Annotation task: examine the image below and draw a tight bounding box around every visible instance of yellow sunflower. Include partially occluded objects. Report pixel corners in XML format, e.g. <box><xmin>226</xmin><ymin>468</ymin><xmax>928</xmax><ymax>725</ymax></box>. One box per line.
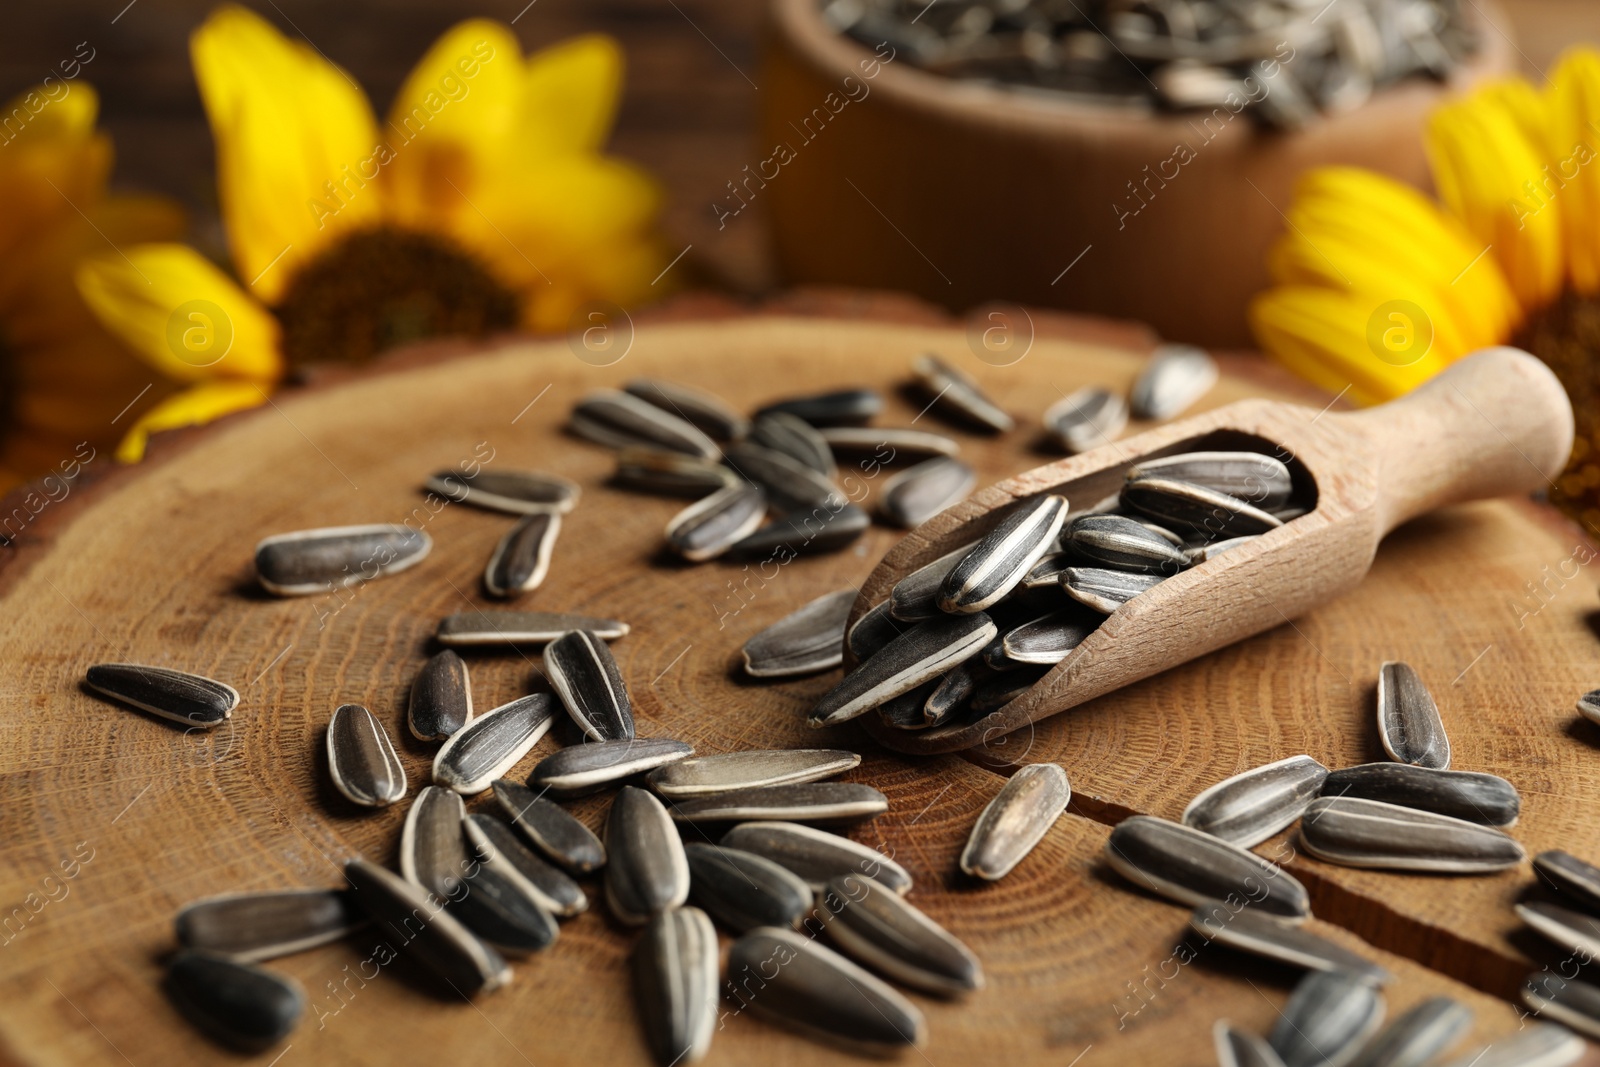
<box><xmin>78</xmin><ymin>4</ymin><xmax>668</xmax><ymax>463</ymax></box>
<box><xmin>1250</xmin><ymin>49</ymin><xmax>1600</xmax><ymax>528</ymax></box>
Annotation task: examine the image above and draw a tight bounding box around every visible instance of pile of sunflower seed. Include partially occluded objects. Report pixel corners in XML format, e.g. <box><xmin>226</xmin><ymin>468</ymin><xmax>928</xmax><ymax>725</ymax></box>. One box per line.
<box><xmin>1513</xmin><ymin>848</ymin><xmax>1600</xmax><ymax>1044</ymax></box>
<box><xmin>822</xmin><ymin>0</ymin><xmax>1477</xmax><ymax>128</ymax></box>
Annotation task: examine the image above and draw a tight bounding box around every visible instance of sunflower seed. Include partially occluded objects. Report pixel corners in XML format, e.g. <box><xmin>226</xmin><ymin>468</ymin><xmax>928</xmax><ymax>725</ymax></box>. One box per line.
<box><xmin>648</xmin><ymin>750</ymin><xmax>862</xmax><ymax>799</ymax></box>
<box><xmin>940</xmin><ymin>495</ymin><xmax>1068</xmax><ymax>613</ymax></box>
<box><xmin>998</xmin><ymin>611</ymin><xmax>1095</xmax><ymax>665</ymax></box>
<box><xmin>730</xmin><ymin>503</ymin><xmax>870</xmax><ymax>558</ymax></box>
<box><xmin>84</xmin><ymin>663</ymin><xmax>238</xmax><ymax>728</ymax></box>
<box><xmin>1182</xmin><ymin>755</ymin><xmax>1329</xmax><ymax>848</ymax></box>
<box><xmin>1021</xmin><ymin>550</ymin><xmax>1074</xmax><ymax>589</ymax></box>
<box><xmin>669</xmin><ymin>783</ymin><xmax>888</xmax><ymax>824</ymax></box>
<box><xmin>175</xmin><ymin>889</ymin><xmax>364</xmax><ymax>963</ymax></box>
<box><xmin>1353</xmin><ymin>996</ymin><xmax>1473</xmax><ymax>1067</ymax></box>
<box><xmin>1214</xmin><ymin>1021</ymin><xmax>1288</xmax><ymax>1067</ymax></box>
<box><xmin>1066</xmin><ymin>513</ymin><xmax>1190</xmax><ymax>574</ymax></box>
<box><xmin>606</xmin><ymin>786</ymin><xmax>689</xmax><ymax>924</ymax></box>
<box><xmin>1186</xmin><ymin>536</ymin><xmax>1259</xmax><ymax>565</ymax></box>
<box><xmin>1189</xmin><ymin>906</ymin><xmax>1390</xmax><ymax>986</ymax></box>
<box><xmin>1130</xmin><ymin>517</ymin><xmax>1186</xmax><ymax>546</ymax></box>
<box><xmin>432</xmin><ymin>694</ymin><xmax>555</xmax><ymax>794</ymax></box>
<box><xmin>1321</xmin><ymin>763</ymin><xmax>1517</xmax><ymax>826</ymax></box>
<box><xmin>407</xmin><ymin>650</ymin><xmax>472</xmax><ymax>741</ymax></box>
<box><xmin>685</xmin><ymin>842</ymin><xmax>813</xmax><ymax>932</ymax></box>
<box><xmin>742</xmin><ymin>589</ymin><xmax>856</xmax><ymax>678</ymax></box>
<box><xmin>463</xmin><ymin>813</ymin><xmax>587</xmax><ymax>917</ymax></box>
<box><xmin>448</xmin><ymin>862</ymin><xmax>559</xmax><ymax>955</ymax></box>
<box><xmin>822</xmin><ymin>426</ymin><xmax>962</xmax><ymax>460</ymax></box>
<box><xmin>847</xmin><ymin>600</ymin><xmax>909</xmax><ymax>660</ymax></box>
<box><xmin>1534</xmin><ymin>850</ymin><xmax>1600</xmax><ymax>913</ymax></box>
<box><xmin>877</xmin><ymin>456</ymin><xmax>976</xmax><ymax>528</ymax></box>
<box><xmin>424</xmin><ymin>469</ymin><xmax>579</xmax><ymax>515</ymax></box>
<box><xmin>401</xmin><ymin>786</ymin><xmax>471</xmax><ymax>897</ymax></box>
<box><xmin>1299</xmin><ymin>797</ymin><xmax>1524</xmax><ymax>872</ymax></box>
<box><xmin>484</xmin><ymin>511</ymin><xmax>560</xmax><ymax>597</ymax></box>
<box><xmin>634</xmin><ymin>906</ymin><xmax>719</xmax><ymax>1065</ymax></box>
<box><xmin>545</xmin><ymin>630</ymin><xmax>633</xmax><ymax>741</ymax></box>
<box><xmin>326</xmin><ymin>703</ymin><xmax>407</xmax><ymax>807</ymax></box>
<box><xmin>817</xmin><ymin>873</ymin><xmax>982</xmax><ymax>996</ymax></box>
<box><xmin>1377</xmin><ymin>662</ymin><xmax>1450</xmax><ymax>769</ymax></box>
<box><xmin>1044</xmin><ymin>386</ymin><xmax>1127</xmax><ymax>453</ymax></box>
<box><xmin>751</xmin><ymin>412</ymin><xmax>836</xmax><ymax>478</ymax></box>
<box><xmin>165</xmin><ymin>950</ymin><xmax>304</xmax><ymax>1052</ymax></box>
<box><xmin>571</xmin><ymin>389</ymin><xmax>720</xmax><ymax>460</ymax></box>
<box><xmin>343</xmin><ymin>859</ymin><xmax>510</xmax><ymax>995</ymax></box>
<box><xmin>1130</xmin><ymin>344</ymin><xmax>1218</xmax><ymax>419</ymax></box>
<box><xmin>968</xmin><ymin>666</ymin><xmax>1050</xmax><ymax>715</ymax></box>
<box><xmin>877</xmin><ymin>679</ymin><xmax>940</xmax><ymax>730</ymax></box>
<box><xmin>1578</xmin><ymin>689</ymin><xmax>1600</xmax><ymax>724</ymax></box>
<box><xmin>722</xmin><ymin>822</ymin><xmax>911</xmax><ymax>893</ymax></box>
<box><xmin>1441</xmin><ymin>1023</ymin><xmax>1583</xmax><ymax>1067</ymax></box>
<box><xmin>960</xmin><ymin>763</ymin><xmax>1070</xmax><ymax>880</ymax></box>
<box><xmin>1522</xmin><ymin>975</ymin><xmax>1600</xmax><ymax>1041</ymax></box>
<box><xmin>1105</xmin><ymin>815</ymin><xmax>1311</xmax><ymax>922</ymax></box>
<box><xmin>1128</xmin><ymin>451</ymin><xmax>1293</xmax><ymax>511</ymax></box>
<box><xmin>624</xmin><ymin>378</ymin><xmax>749</xmax><ymax>442</ymax></box>
<box><xmin>612</xmin><ymin>447</ymin><xmax>735</xmax><ymax>497</ymax></box>
<box><xmin>1061</xmin><ymin>566</ymin><xmax>1165</xmax><ymax>613</ymax></box>
<box><xmin>722</xmin><ymin>442</ymin><xmax>844</xmax><ymax>513</ymax></box>
<box><xmin>810</xmin><ymin>613</ymin><xmax>996</xmax><ymax>727</ymax></box>
<box><xmin>1269</xmin><ymin>970</ymin><xmax>1385</xmax><ymax>1067</ymax></box>
<box><xmin>491</xmin><ymin>779</ymin><xmax>606</xmax><ymax>874</ymax></box>
<box><xmin>664</xmin><ymin>482</ymin><xmax>766</xmax><ymax>562</ymax></box>
<box><xmin>530</xmin><ymin>738</ymin><xmax>694</xmax><ymax>797</ymax></box>
<box><xmin>924</xmin><ymin>660</ymin><xmax>987</xmax><ymax>726</ymax></box>
<box><xmin>436</xmin><ymin>610</ymin><xmax>630</xmax><ymax>647</ymax></box>
<box><xmin>1122</xmin><ymin>475</ymin><xmax>1284</xmax><ymax>539</ymax></box>
<box><xmin>253</xmin><ymin>524</ymin><xmax>432</xmax><ymax>596</ymax></box>
<box><xmin>890</xmin><ymin>541</ymin><xmax>978</xmax><ymax>621</ymax></box>
<box><xmin>911</xmin><ymin>352</ymin><xmax>1013</xmax><ymax>433</ymax></box>
<box><xmin>754</xmin><ymin>388</ymin><xmax>882</xmax><ymax>427</ymax></box>
<box><xmin>1517</xmin><ymin>901</ymin><xmax>1600</xmax><ymax>961</ymax></box>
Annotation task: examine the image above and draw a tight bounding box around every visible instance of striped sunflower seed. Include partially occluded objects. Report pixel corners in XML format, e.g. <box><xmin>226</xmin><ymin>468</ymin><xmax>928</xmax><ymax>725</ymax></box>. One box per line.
<box><xmin>1188</xmin><ymin>906</ymin><xmax>1390</xmax><ymax>986</ymax></box>
<box><xmin>1066</xmin><ymin>513</ymin><xmax>1190</xmax><ymax>574</ymax></box>
<box><xmin>570</xmin><ymin>389</ymin><xmax>720</xmax><ymax>460</ymax></box>
<box><xmin>924</xmin><ymin>660</ymin><xmax>988</xmax><ymax>726</ymax></box>
<box><xmin>432</xmin><ymin>694</ymin><xmax>555</xmax><ymax>795</ymax></box>
<box><xmin>1440</xmin><ymin>1023</ymin><xmax>1583</xmax><ymax>1067</ymax></box>
<box><xmin>1127</xmin><ymin>451</ymin><xmax>1293</xmax><ymax>511</ymax></box>
<box><xmin>822</xmin><ymin>426</ymin><xmax>961</xmax><ymax>461</ymax></box>
<box><xmin>1061</xmin><ymin>566</ymin><xmax>1164</xmax><ymax>613</ymax></box>
<box><xmin>624</xmin><ymin>378</ymin><xmax>749</xmax><ymax>442</ymax></box>
<box><xmin>326</xmin><ymin>703</ymin><xmax>407</xmax><ymax>808</ymax></box>
<box><xmin>648</xmin><ymin>750</ymin><xmax>862</xmax><ymax>799</ymax></box>
<box><xmin>877</xmin><ymin>679</ymin><xmax>940</xmax><ymax>731</ymax></box>
<box><xmin>846</xmin><ymin>600</ymin><xmax>909</xmax><ymax>660</ymax></box>
<box><xmin>730</xmin><ymin>504</ymin><xmax>870</xmax><ymax>559</ymax></box>
<box><xmin>960</xmin><ymin>763</ymin><xmax>1070</xmax><ymax>880</ymax></box>
<box><xmin>1298</xmin><ymin>797</ymin><xmax>1525</xmax><ymax>872</ymax></box>
<box><xmin>1321</xmin><ymin>763</ymin><xmax>1517</xmax><ymax>826</ymax></box>
<box><xmin>1001</xmin><ymin>610</ymin><xmax>1097</xmax><ymax>665</ymax></box>
<box><xmin>939</xmin><ymin>494</ymin><xmax>1068</xmax><ymax>613</ymax></box>
<box><xmin>725</xmin><ymin>927</ymin><xmax>926</xmax><ymax>1050</ymax></box>
<box><xmin>1129</xmin><ymin>343</ymin><xmax>1218</xmax><ymax>420</ymax></box>
<box><xmin>484</xmin><ymin>511</ymin><xmax>560</xmax><ymax>597</ymax></box>
<box><xmin>165</xmin><ymin>950</ymin><xmax>304</xmax><ymax>1052</ymax></box>
<box><xmin>605</xmin><ymin>786</ymin><xmax>689</xmax><ymax>924</ymax></box>
<box><xmin>669</xmin><ymin>783</ymin><xmax>888</xmax><ymax>824</ymax></box>
<box><xmin>84</xmin><ymin>663</ymin><xmax>237</xmax><ymax>728</ymax></box>
<box><xmin>401</xmin><ymin>786</ymin><xmax>471</xmax><ymax>897</ymax></box>
<box><xmin>175</xmin><ymin>889</ymin><xmax>364</xmax><ymax>963</ymax></box>
<box><xmin>1578</xmin><ymin>689</ymin><xmax>1600</xmax><ymax>724</ymax></box>
<box><xmin>1105</xmin><ymin>815</ymin><xmax>1311</xmax><ymax>922</ymax></box>
<box><xmin>545</xmin><ymin>630</ymin><xmax>633</xmax><ymax>741</ymax></box>
<box><xmin>1355</xmin><ymin>996</ymin><xmax>1473</xmax><ymax>1067</ymax></box>
<box><xmin>817</xmin><ymin>873</ymin><xmax>983</xmax><ymax>996</ymax></box>
<box><xmin>1269</xmin><ymin>970</ymin><xmax>1385</xmax><ymax>1067</ymax></box>
<box><xmin>809</xmin><ymin>612</ymin><xmax>996</xmax><ymax>727</ymax></box>
<box><xmin>463</xmin><ymin>813</ymin><xmax>587</xmax><ymax>917</ymax></box>
<box><xmin>741</xmin><ymin>588</ymin><xmax>856</xmax><ymax>678</ymax></box>
<box><xmin>408</xmin><ymin>649</ymin><xmax>472</xmax><ymax>741</ymax></box>
<box><xmin>754</xmin><ymin>388</ymin><xmax>881</xmax><ymax>428</ymax></box>
<box><xmin>1534</xmin><ymin>850</ymin><xmax>1600</xmax><ymax>913</ymax></box>
<box><xmin>1377</xmin><ymin>662</ymin><xmax>1450</xmax><ymax>769</ymax></box>
<box><xmin>611</xmin><ymin>447</ymin><xmax>735</xmax><ymax>497</ymax></box>
<box><xmin>722</xmin><ymin>441</ymin><xmax>844</xmax><ymax>513</ymax></box>
<box><xmin>253</xmin><ymin>524</ymin><xmax>431</xmax><ymax>596</ymax></box>
<box><xmin>1182</xmin><ymin>755</ymin><xmax>1329</xmax><ymax>848</ymax></box>
<box><xmin>530</xmin><ymin>738</ymin><xmax>694</xmax><ymax>797</ymax></box>
<box><xmin>1022</xmin><ymin>549</ymin><xmax>1074</xmax><ymax>589</ymax></box>
<box><xmin>1044</xmin><ymin>386</ymin><xmax>1127</xmax><ymax>453</ymax></box>
<box><xmin>343</xmin><ymin>859</ymin><xmax>510</xmax><ymax>995</ymax></box>
<box><xmin>665</xmin><ymin>482</ymin><xmax>766</xmax><ymax>562</ymax></box>
<box><xmin>1521</xmin><ymin>976</ymin><xmax>1600</xmax><ymax>1042</ymax></box>
<box><xmin>436</xmin><ymin>610</ymin><xmax>629</xmax><ymax>647</ymax></box>
<box><xmin>911</xmin><ymin>352</ymin><xmax>1012</xmax><ymax>433</ymax></box>
<box><xmin>1516</xmin><ymin>901</ymin><xmax>1600</xmax><ymax>961</ymax></box>
<box><xmin>1122</xmin><ymin>475</ymin><xmax>1283</xmax><ymax>538</ymax></box>
<box><xmin>877</xmin><ymin>456</ymin><xmax>976</xmax><ymax>529</ymax></box>
<box><xmin>751</xmin><ymin>412</ymin><xmax>837</xmax><ymax>478</ymax></box>
<box><xmin>889</xmin><ymin>541</ymin><xmax>978</xmax><ymax>621</ymax></box>
<box><xmin>1130</xmin><ymin>517</ymin><xmax>1186</xmax><ymax>546</ymax></box>
<box><xmin>634</xmin><ymin>906</ymin><xmax>719</xmax><ymax>1066</ymax></box>
<box><xmin>968</xmin><ymin>666</ymin><xmax>1050</xmax><ymax>716</ymax></box>
<box><xmin>491</xmin><ymin>779</ymin><xmax>606</xmax><ymax>874</ymax></box>
<box><xmin>424</xmin><ymin>469</ymin><xmax>579</xmax><ymax>515</ymax></box>
<box><xmin>448</xmin><ymin>862</ymin><xmax>559</xmax><ymax>955</ymax></box>
<box><xmin>684</xmin><ymin>842</ymin><xmax>813</xmax><ymax>932</ymax></box>
<box><xmin>1214</xmin><ymin>1021</ymin><xmax>1288</xmax><ymax>1067</ymax></box>
<box><xmin>721</xmin><ymin>821</ymin><xmax>911</xmax><ymax>893</ymax></box>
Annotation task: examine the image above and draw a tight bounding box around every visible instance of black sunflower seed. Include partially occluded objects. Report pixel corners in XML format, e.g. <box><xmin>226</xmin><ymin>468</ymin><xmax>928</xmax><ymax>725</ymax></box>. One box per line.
<box><xmin>326</xmin><ymin>703</ymin><xmax>407</xmax><ymax>808</ymax></box>
<box><xmin>165</xmin><ymin>949</ymin><xmax>304</xmax><ymax>1052</ymax></box>
<box><xmin>729</xmin><ymin>504</ymin><xmax>869</xmax><ymax>559</ymax></box>
<box><xmin>1182</xmin><ymin>755</ymin><xmax>1328</xmax><ymax>848</ymax></box>
<box><xmin>1377</xmin><ymin>661</ymin><xmax>1450</xmax><ymax>769</ymax></box>
<box><xmin>253</xmin><ymin>524</ymin><xmax>431</xmax><ymax>596</ymax></box>
<box><xmin>84</xmin><ymin>663</ymin><xmax>238</xmax><ymax>728</ymax></box>
<box><xmin>633</xmin><ymin>906</ymin><xmax>719</xmax><ymax>1066</ymax></box>
<box><xmin>939</xmin><ymin>495</ymin><xmax>1068</xmax><ymax>613</ymax></box>
<box><xmin>1298</xmin><ymin>797</ymin><xmax>1525</xmax><ymax>872</ymax></box>
<box><xmin>647</xmin><ymin>750</ymin><xmax>862</xmax><ymax>799</ymax></box>
<box><xmin>1066</xmin><ymin>513</ymin><xmax>1190</xmax><ymax>574</ymax></box>
<box><xmin>1129</xmin><ymin>343</ymin><xmax>1217</xmax><ymax>420</ymax></box>
<box><xmin>754</xmin><ymin>388</ymin><xmax>881</xmax><ymax>427</ymax></box>
<box><xmin>463</xmin><ymin>813</ymin><xmax>587</xmax><ymax>917</ymax></box>
<box><xmin>684</xmin><ymin>842</ymin><xmax>813</xmax><ymax>933</ymax></box>
<box><xmin>408</xmin><ymin>649</ymin><xmax>473</xmax><ymax>741</ymax></box>
<box><xmin>741</xmin><ymin>588</ymin><xmax>856</xmax><ymax>678</ymax></box>
<box><xmin>846</xmin><ymin>600</ymin><xmax>910</xmax><ymax>659</ymax></box>
<box><xmin>1517</xmin><ymin>901</ymin><xmax>1600</xmax><ymax>961</ymax></box>
<box><xmin>529</xmin><ymin>738</ymin><xmax>694</xmax><ymax>797</ymax></box>
<box><xmin>1520</xmin><ymin>974</ymin><xmax>1600</xmax><ymax>1043</ymax></box>
<box><xmin>877</xmin><ymin>456</ymin><xmax>976</xmax><ymax>528</ymax></box>
<box><xmin>1578</xmin><ymin>689</ymin><xmax>1600</xmax><ymax>725</ymax></box>
<box><xmin>960</xmin><ymin>763</ymin><xmax>1070</xmax><ymax>880</ymax></box>
<box><xmin>624</xmin><ymin>378</ymin><xmax>749</xmax><ymax>442</ymax></box>
<box><xmin>545</xmin><ymin>630</ymin><xmax>633</xmax><ymax>741</ymax></box>
<box><xmin>1353</xmin><ymin>996</ymin><xmax>1472</xmax><ymax>1067</ymax></box>
<box><xmin>1122</xmin><ymin>474</ymin><xmax>1282</xmax><ymax>538</ymax></box>
<box><xmin>1105</xmin><ymin>815</ymin><xmax>1310</xmax><ymax>922</ymax></box>
<box><xmin>910</xmin><ymin>352</ymin><xmax>1012</xmax><ymax>433</ymax></box>
<box><xmin>722</xmin><ymin>441</ymin><xmax>844</xmax><ymax>513</ymax></box>
<box><xmin>1126</xmin><ymin>450</ymin><xmax>1292</xmax><ymax>511</ymax></box>
<box><xmin>816</xmin><ymin>873</ymin><xmax>983</xmax><ymax>996</ymax></box>
<box><xmin>1440</xmin><ymin>1021</ymin><xmax>1582</xmax><ymax>1067</ymax></box>
<box><xmin>175</xmin><ymin>889</ymin><xmax>364</xmax><ymax>963</ymax></box>
<box><xmin>877</xmin><ymin>679</ymin><xmax>940</xmax><ymax>731</ymax></box>
<box><xmin>821</xmin><ymin>426</ymin><xmax>961</xmax><ymax>462</ymax></box>
<box><xmin>448</xmin><ymin>862</ymin><xmax>559</xmax><ymax>956</ymax></box>
<box><xmin>435</xmin><ymin>610</ymin><xmax>629</xmax><ymax>647</ymax></box>
<box><xmin>1213</xmin><ymin>1021</ymin><xmax>1287</xmax><ymax>1067</ymax></box>
<box><xmin>401</xmin><ymin>786</ymin><xmax>471</xmax><ymax>898</ymax></box>
<box><xmin>720</xmin><ymin>821</ymin><xmax>911</xmax><ymax>893</ymax></box>
<box><xmin>1188</xmin><ymin>906</ymin><xmax>1390</xmax><ymax>986</ymax></box>
<box><xmin>1534</xmin><ymin>850</ymin><xmax>1600</xmax><ymax>912</ymax></box>
<box><xmin>1000</xmin><ymin>610</ymin><xmax>1097</xmax><ymax>665</ymax></box>
<box><xmin>809</xmin><ymin>613</ymin><xmax>996</xmax><ymax>727</ymax></box>
<box><xmin>1321</xmin><ymin>763</ymin><xmax>1517</xmax><ymax>826</ymax></box>
<box><xmin>570</xmin><ymin>389</ymin><xmax>720</xmax><ymax>459</ymax></box>
<box><xmin>1061</xmin><ymin>566</ymin><xmax>1164</xmax><ymax>613</ymax></box>
<box><xmin>611</xmin><ymin>447</ymin><xmax>735</xmax><ymax>498</ymax></box>
<box><xmin>424</xmin><ymin>469</ymin><xmax>579</xmax><ymax>515</ymax></box>
<box><xmin>751</xmin><ymin>412</ymin><xmax>837</xmax><ymax>478</ymax></box>
<box><xmin>1043</xmin><ymin>387</ymin><xmax>1127</xmax><ymax>453</ymax></box>
<box><xmin>1268</xmin><ymin>970</ymin><xmax>1385</xmax><ymax>1067</ymax></box>
<box><xmin>343</xmin><ymin>859</ymin><xmax>509</xmax><ymax>995</ymax></box>
<box><xmin>665</xmin><ymin>482</ymin><xmax>767</xmax><ymax>562</ymax></box>
<box><xmin>605</xmin><ymin>786</ymin><xmax>689</xmax><ymax>924</ymax></box>
<box><xmin>484</xmin><ymin>511</ymin><xmax>560</xmax><ymax>597</ymax></box>
<box><xmin>889</xmin><ymin>541</ymin><xmax>977</xmax><ymax>621</ymax></box>
<box><xmin>924</xmin><ymin>660</ymin><xmax>988</xmax><ymax>727</ymax></box>
<box><xmin>432</xmin><ymin>694</ymin><xmax>556</xmax><ymax>795</ymax></box>
<box><xmin>668</xmin><ymin>783</ymin><xmax>888</xmax><ymax>824</ymax></box>
<box><xmin>491</xmin><ymin>779</ymin><xmax>606</xmax><ymax>874</ymax></box>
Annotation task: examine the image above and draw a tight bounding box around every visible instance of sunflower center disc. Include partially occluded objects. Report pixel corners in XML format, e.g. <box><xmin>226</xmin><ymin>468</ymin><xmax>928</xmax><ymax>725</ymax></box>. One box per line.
<box><xmin>1516</xmin><ymin>292</ymin><xmax>1600</xmax><ymax>532</ymax></box>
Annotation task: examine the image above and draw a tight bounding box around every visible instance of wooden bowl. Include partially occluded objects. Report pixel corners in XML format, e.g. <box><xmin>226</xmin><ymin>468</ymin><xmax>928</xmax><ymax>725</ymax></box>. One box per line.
<box><xmin>759</xmin><ymin>0</ymin><xmax>1514</xmax><ymax>348</ymax></box>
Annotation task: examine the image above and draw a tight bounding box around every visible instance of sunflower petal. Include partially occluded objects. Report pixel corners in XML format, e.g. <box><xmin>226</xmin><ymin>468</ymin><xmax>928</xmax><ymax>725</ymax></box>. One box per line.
<box><xmin>1546</xmin><ymin>47</ymin><xmax>1600</xmax><ymax>295</ymax></box>
<box><xmin>518</xmin><ymin>35</ymin><xmax>623</xmax><ymax>156</ymax></box>
<box><xmin>114</xmin><ymin>380</ymin><xmax>268</xmax><ymax>463</ymax></box>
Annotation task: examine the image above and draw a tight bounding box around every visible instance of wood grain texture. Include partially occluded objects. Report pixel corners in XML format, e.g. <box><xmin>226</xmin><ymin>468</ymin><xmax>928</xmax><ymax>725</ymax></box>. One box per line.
<box><xmin>0</xmin><ymin>312</ymin><xmax>1589</xmax><ymax>1064</ymax></box>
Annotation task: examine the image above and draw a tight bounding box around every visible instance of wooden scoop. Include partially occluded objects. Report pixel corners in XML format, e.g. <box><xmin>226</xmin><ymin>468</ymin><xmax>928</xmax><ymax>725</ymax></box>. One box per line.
<box><xmin>852</xmin><ymin>347</ymin><xmax>1574</xmax><ymax>756</ymax></box>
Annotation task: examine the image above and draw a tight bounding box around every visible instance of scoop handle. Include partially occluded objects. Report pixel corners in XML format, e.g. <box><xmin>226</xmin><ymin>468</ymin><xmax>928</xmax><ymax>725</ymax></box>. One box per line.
<box><xmin>1332</xmin><ymin>347</ymin><xmax>1574</xmax><ymax>535</ymax></box>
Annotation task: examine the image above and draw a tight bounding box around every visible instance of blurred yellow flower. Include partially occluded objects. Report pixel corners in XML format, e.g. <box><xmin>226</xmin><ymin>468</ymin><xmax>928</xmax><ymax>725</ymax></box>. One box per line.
<box><xmin>79</xmin><ymin>5</ymin><xmax>668</xmax><ymax>462</ymax></box>
<box><xmin>1250</xmin><ymin>49</ymin><xmax>1600</xmax><ymax>525</ymax></box>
